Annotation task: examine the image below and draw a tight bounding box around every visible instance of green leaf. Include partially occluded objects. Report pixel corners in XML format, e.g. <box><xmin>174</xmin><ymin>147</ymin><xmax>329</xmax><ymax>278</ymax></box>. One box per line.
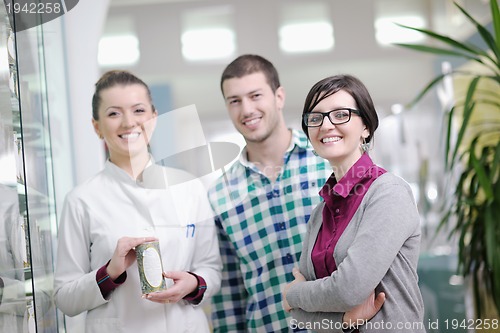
<box><xmin>450</xmin><ymin>77</ymin><xmax>480</xmax><ymax>164</ymax></box>
<box><xmin>436</xmin><ymin>209</ymin><xmax>452</xmax><ymax>235</ymax></box>
<box><xmin>395</xmin><ymin>24</ymin><xmax>486</xmax><ymax>56</ymax></box>
<box><xmin>394</xmin><ymin>42</ymin><xmax>486</xmax><ymax>65</ymax></box>
<box><xmin>473</xmin><ymin>274</ymin><xmax>483</xmax><ymax>317</ymax></box>
<box><xmin>470</xmin><ymin>147</ymin><xmax>494</xmax><ymax>199</ymax></box>
<box><xmin>485</xmin><ymin>197</ymin><xmax>500</xmax><ymax>311</ymax></box>
<box><xmin>455</xmin><ymin>1</ymin><xmax>500</xmax><ymax>63</ymax></box>
<box><xmin>492</xmin><ymin>0</ymin><xmax>500</xmax><ymax>54</ymax></box>
<box><xmin>492</xmin><ymin>141</ymin><xmax>500</xmax><ymax>183</ymax></box>
<box><xmin>493</xmin><ymin>259</ymin><xmax>500</xmax><ymax>314</ymax></box>
<box><xmin>405</xmin><ymin>72</ymin><xmax>449</xmax><ymax>108</ymax></box>
<box><xmin>444</xmin><ymin>107</ymin><xmax>455</xmax><ymax>169</ymax></box>
<box><xmin>484</xmin><ymin>206</ymin><xmax>495</xmax><ymax>268</ymax></box>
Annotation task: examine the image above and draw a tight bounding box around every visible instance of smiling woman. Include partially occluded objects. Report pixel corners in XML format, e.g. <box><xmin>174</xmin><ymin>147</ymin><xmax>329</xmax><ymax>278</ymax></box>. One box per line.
<box><xmin>53</xmin><ymin>70</ymin><xmax>222</xmax><ymax>333</ymax></box>
<box><xmin>91</xmin><ymin>72</ymin><xmax>157</xmax><ymax>178</ymax></box>
<box><xmin>283</xmin><ymin>74</ymin><xmax>425</xmax><ymax>332</ymax></box>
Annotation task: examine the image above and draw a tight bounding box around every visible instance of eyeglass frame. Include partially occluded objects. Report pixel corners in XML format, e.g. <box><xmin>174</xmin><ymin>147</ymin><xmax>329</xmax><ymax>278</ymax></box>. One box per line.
<box><xmin>303</xmin><ymin>107</ymin><xmax>361</xmax><ymax>127</ymax></box>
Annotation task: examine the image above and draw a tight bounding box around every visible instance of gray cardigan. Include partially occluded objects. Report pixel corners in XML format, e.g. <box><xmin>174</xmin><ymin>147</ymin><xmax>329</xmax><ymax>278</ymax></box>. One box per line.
<box><xmin>286</xmin><ymin>173</ymin><xmax>425</xmax><ymax>333</ymax></box>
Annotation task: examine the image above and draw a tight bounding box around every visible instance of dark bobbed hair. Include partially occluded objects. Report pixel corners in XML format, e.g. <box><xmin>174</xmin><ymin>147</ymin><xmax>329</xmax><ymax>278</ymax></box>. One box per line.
<box><xmin>301</xmin><ymin>74</ymin><xmax>378</xmax><ymax>143</ymax></box>
<box><xmin>220</xmin><ymin>54</ymin><xmax>281</xmax><ymax>95</ymax></box>
<box><xmin>92</xmin><ymin>70</ymin><xmax>155</xmax><ymax>120</ymax></box>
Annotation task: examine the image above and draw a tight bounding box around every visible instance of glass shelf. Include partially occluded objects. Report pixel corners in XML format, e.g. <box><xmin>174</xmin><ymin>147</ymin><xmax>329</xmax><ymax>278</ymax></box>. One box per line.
<box><xmin>0</xmin><ymin>3</ymin><xmax>58</xmax><ymax>332</ymax></box>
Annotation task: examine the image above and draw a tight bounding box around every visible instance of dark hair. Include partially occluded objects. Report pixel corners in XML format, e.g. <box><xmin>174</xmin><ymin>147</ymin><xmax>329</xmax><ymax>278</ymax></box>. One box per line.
<box><xmin>220</xmin><ymin>54</ymin><xmax>281</xmax><ymax>95</ymax></box>
<box><xmin>301</xmin><ymin>74</ymin><xmax>379</xmax><ymax>143</ymax></box>
<box><xmin>92</xmin><ymin>70</ymin><xmax>155</xmax><ymax>120</ymax></box>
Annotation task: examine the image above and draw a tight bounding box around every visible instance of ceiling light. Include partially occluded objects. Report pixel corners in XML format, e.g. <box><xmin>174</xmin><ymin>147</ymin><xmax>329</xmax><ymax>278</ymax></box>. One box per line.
<box><xmin>375</xmin><ymin>16</ymin><xmax>426</xmax><ymax>46</ymax></box>
<box><xmin>181</xmin><ymin>28</ymin><xmax>235</xmax><ymax>61</ymax></box>
<box><xmin>98</xmin><ymin>35</ymin><xmax>140</xmax><ymax>67</ymax></box>
<box><xmin>279</xmin><ymin>22</ymin><xmax>333</xmax><ymax>53</ymax></box>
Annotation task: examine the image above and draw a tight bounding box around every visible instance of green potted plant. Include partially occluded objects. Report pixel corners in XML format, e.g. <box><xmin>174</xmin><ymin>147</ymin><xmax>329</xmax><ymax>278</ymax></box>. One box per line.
<box><xmin>394</xmin><ymin>0</ymin><xmax>500</xmax><ymax>320</ymax></box>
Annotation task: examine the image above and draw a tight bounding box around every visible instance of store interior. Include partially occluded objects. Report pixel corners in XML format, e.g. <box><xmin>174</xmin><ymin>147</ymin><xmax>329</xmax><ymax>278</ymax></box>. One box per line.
<box><xmin>0</xmin><ymin>0</ymin><xmax>495</xmax><ymax>332</ymax></box>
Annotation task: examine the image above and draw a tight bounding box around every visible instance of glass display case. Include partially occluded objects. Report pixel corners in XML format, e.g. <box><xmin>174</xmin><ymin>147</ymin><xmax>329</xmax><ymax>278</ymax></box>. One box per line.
<box><xmin>0</xmin><ymin>3</ymin><xmax>59</xmax><ymax>332</ymax></box>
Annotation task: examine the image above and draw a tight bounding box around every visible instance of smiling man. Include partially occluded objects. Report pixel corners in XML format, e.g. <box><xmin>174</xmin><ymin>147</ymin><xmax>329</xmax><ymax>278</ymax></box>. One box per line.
<box><xmin>208</xmin><ymin>54</ymin><xmax>332</xmax><ymax>332</ymax></box>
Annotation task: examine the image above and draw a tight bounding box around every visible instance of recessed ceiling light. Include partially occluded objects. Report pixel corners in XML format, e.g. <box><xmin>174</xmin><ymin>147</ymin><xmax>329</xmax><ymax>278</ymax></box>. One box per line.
<box><xmin>98</xmin><ymin>35</ymin><xmax>140</xmax><ymax>66</ymax></box>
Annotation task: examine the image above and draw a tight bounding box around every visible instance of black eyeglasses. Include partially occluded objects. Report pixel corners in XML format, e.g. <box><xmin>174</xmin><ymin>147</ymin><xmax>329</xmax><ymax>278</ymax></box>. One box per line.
<box><xmin>303</xmin><ymin>108</ymin><xmax>360</xmax><ymax>127</ymax></box>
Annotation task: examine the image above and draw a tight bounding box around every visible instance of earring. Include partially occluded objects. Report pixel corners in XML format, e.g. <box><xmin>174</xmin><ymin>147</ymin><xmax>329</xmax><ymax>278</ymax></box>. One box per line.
<box><xmin>360</xmin><ymin>138</ymin><xmax>371</xmax><ymax>153</ymax></box>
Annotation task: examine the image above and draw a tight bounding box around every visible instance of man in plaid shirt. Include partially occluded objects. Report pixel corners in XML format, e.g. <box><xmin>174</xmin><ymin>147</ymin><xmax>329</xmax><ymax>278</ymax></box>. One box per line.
<box><xmin>208</xmin><ymin>54</ymin><xmax>331</xmax><ymax>332</ymax></box>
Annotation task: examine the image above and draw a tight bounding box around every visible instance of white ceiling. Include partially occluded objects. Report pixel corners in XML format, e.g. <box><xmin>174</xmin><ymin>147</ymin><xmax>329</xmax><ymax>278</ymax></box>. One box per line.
<box><xmin>104</xmin><ymin>0</ymin><xmax>491</xmax><ymax>128</ymax></box>
<box><xmin>110</xmin><ymin>0</ymin><xmax>204</xmax><ymax>6</ymax></box>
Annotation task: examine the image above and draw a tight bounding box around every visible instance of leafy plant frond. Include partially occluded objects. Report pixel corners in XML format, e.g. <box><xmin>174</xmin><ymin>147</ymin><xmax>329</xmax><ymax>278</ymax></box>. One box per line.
<box><xmin>396</xmin><ymin>0</ymin><xmax>500</xmax><ymax>319</ymax></box>
<box><xmin>493</xmin><ymin>0</ymin><xmax>500</xmax><ymax>52</ymax></box>
<box><xmin>405</xmin><ymin>72</ymin><xmax>450</xmax><ymax>108</ymax></box>
<box><xmin>448</xmin><ymin>78</ymin><xmax>478</xmax><ymax>168</ymax></box>
<box><xmin>394</xmin><ymin>24</ymin><xmax>490</xmax><ymax>58</ymax></box>
<box><xmin>470</xmin><ymin>142</ymin><xmax>494</xmax><ymax>200</ymax></box>
<box><xmin>455</xmin><ymin>1</ymin><xmax>500</xmax><ymax>61</ymax></box>
<box><xmin>405</xmin><ymin>71</ymin><xmax>498</xmax><ymax>109</ymax></box>
<box><xmin>395</xmin><ymin>41</ymin><xmax>495</xmax><ymax>70</ymax></box>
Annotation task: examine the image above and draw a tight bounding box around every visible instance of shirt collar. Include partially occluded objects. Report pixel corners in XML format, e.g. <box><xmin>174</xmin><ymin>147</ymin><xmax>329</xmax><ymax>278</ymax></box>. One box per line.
<box><xmin>320</xmin><ymin>153</ymin><xmax>375</xmax><ymax>199</ymax></box>
<box><xmin>105</xmin><ymin>156</ymin><xmax>154</xmax><ymax>186</ymax></box>
<box><xmin>238</xmin><ymin>129</ymin><xmax>308</xmax><ymax>168</ymax></box>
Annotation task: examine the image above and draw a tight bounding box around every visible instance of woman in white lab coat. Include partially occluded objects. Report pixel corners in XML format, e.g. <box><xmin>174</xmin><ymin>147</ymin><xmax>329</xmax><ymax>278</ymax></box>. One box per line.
<box><xmin>54</xmin><ymin>70</ymin><xmax>221</xmax><ymax>333</ymax></box>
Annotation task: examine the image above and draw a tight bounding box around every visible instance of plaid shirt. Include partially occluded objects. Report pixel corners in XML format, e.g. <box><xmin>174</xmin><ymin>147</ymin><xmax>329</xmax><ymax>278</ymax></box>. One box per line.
<box><xmin>209</xmin><ymin>129</ymin><xmax>331</xmax><ymax>332</ymax></box>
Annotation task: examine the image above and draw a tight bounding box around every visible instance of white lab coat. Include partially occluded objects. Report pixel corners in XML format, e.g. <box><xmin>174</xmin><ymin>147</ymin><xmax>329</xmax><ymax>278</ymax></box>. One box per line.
<box><xmin>54</xmin><ymin>161</ymin><xmax>222</xmax><ymax>333</ymax></box>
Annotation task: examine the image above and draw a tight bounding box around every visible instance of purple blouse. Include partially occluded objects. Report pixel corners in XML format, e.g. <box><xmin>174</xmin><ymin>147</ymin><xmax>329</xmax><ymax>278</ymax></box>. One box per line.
<box><xmin>311</xmin><ymin>153</ymin><xmax>386</xmax><ymax>278</ymax></box>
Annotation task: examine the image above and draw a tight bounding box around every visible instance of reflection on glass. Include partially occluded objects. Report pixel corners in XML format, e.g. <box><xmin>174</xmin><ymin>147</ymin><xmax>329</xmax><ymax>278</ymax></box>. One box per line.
<box><xmin>0</xmin><ymin>8</ymin><xmax>27</xmax><ymax>330</ymax></box>
<box><xmin>0</xmin><ymin>183</ymin><xmax>26</xmax><ymax>331</ymax></box>
<box><xmin>1</xmin><ymin>2</ymin><xmax>58</xmax><ymax>331</ymax></box>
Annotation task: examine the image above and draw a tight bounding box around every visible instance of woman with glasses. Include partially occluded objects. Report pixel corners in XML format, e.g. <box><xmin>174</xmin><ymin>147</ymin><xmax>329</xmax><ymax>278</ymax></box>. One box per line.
<box><xmin>53</xmin><ymin>70</ymin><xmax>221</xmax><ymax>333</ymax></box>
<box><xmin>283</xmin><ymin>74</ymin><xmax>425</xmax><ymax>332</ymax></box>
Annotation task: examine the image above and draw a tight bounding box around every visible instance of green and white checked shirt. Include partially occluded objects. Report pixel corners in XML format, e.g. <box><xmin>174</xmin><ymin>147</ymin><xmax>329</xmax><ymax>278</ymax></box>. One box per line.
<box><xmin>209</xmin><ymin>129</ymin><xmax>331</xmax><ymax>332</ymax></box>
